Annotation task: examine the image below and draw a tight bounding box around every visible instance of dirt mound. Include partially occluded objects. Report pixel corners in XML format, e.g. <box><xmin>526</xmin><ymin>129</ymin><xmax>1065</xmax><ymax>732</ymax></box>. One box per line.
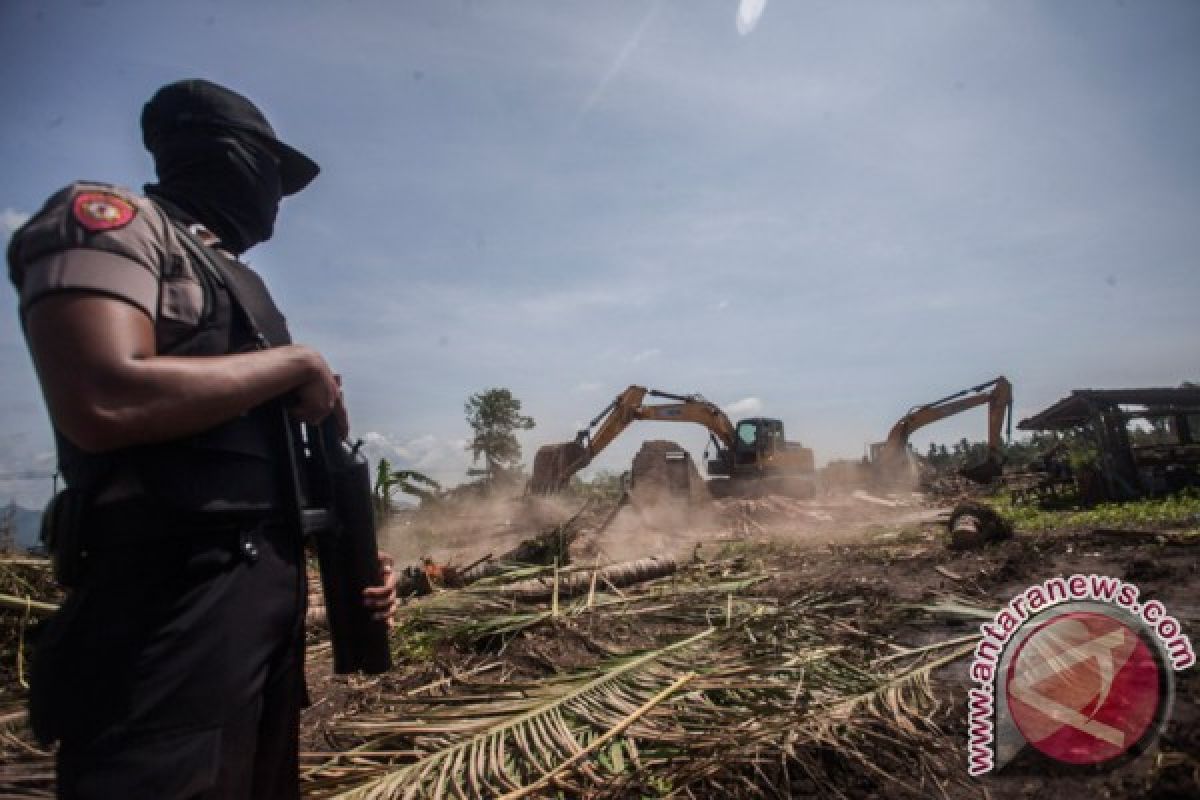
<box><xmin>629</xmin><ymin>440</ymin><xmax>710</xmax><ymax>506</ymax></box>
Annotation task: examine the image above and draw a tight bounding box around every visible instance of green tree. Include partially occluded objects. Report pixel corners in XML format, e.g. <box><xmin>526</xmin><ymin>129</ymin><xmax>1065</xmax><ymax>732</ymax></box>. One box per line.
<box><xmin>464</xmin><ymin>388</ymin><xmax>535</xmax><ymax>479</ymax></box>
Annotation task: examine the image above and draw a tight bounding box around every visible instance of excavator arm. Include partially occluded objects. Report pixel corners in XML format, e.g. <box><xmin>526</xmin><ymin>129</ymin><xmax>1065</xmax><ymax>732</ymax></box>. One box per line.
<box><xmin>875</xmin><ymin>376</ymin><xmax>1013</xmax><ymax>481</ymax></box>
<box><xmin>635</xmin><ymin>389</ymin><xmax>737</xmax><ymax>445</ymax></box>
<box><xmin>529</xmin><ymin>385</ymin><xmax>737</xmax><ymax>493</ymax></box>
<box><xmin>580</xmin><ymin>385</ymin><xmax>649</xmax><ymax>459</ymax></box>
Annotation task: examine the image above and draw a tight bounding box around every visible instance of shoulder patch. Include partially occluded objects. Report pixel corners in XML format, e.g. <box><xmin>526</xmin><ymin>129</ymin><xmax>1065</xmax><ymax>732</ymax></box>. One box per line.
<box><xmin>72</xmin><ymin>191</ymin><xmax>137</xmax><ymax>232</ymax></box>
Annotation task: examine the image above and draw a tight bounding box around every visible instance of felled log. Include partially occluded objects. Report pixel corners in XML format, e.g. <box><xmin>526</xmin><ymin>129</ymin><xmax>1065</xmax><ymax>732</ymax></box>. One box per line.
<box><xmin>498</xmin><ymin>556</ymin><xmax>677</xmax><ymax>601</ymax></box>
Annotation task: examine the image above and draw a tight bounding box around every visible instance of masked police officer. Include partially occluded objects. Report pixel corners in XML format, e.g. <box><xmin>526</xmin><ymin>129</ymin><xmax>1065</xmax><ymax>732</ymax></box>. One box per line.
<box><xmin>6</xmin><ymin>79</ymin><xmax>396</xmax><ymax>799</ymax></box>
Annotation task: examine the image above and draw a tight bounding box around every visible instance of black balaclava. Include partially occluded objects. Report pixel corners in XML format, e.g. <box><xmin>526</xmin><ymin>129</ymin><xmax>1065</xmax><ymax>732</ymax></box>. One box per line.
<box><xmin>145</xmin><ymin>128</ymin><xmax>284</xmax><ymax>254</ymax></box>
<box><xmin>140</xmin><ymin>80</ymin><xmax>318</xmax><ymax>252</ymax></box>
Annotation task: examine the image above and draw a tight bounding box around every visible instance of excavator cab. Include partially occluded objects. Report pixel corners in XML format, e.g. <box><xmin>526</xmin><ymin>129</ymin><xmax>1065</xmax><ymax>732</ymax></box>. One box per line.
<box><xmin>733</xmin><ymin>418</ymin><xmax>784</xmax><ymax>464</ymax></box>
<box><xmin>708</xmin><ymin>419</ymin><xmax>764</xmax><ymax>473</ymax></box>
<box><xmin>708</xmin><ymin>417</ymin><xmax>816</xmax><ymax>497</ymax></box>
<box><xmin>708</xmin><ymin>418</ymin><xmax>788</xmax><ymax>473</ymax></box>
<box><xmin>734</xmin><ymin>420</ymin><xmax>760</xmax><ymax>465</ymax></box>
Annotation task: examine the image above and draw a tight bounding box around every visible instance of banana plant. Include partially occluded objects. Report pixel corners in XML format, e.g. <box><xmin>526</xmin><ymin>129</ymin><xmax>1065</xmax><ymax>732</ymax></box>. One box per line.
<box><xmin>373</xmin><ymin>458</ymin><xmax>442</xmax><ymax>516</ymax></box>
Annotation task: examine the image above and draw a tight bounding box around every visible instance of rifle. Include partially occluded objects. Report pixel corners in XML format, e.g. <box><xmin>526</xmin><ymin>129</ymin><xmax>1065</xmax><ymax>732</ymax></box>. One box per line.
<box><xmin>284</xmin><ymin>418</ymin><xmax>393</xmax><ymax>675</ymax></box>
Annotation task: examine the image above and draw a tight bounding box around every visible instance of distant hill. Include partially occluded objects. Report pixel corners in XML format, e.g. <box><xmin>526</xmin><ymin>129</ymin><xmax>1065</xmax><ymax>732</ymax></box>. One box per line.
<box><xmin>2</xmin><ymin>503</ymin><xmax>43</xmax><ymax>551</ymax></box>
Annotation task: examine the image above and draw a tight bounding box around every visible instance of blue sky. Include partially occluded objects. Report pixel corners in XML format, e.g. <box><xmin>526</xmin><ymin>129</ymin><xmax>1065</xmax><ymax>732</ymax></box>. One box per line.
<box><xmin>2</xmin><ymin>0</ymin><xmax>1198</xmax><ymax>507</ymax></box>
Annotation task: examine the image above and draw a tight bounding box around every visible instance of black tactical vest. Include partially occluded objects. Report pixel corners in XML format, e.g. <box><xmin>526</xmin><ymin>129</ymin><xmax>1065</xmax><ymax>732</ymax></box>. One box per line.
<box><xmin>58</xmin><ymin>211</ymin><xmax>295</xmax><ymax>513</ymax></box>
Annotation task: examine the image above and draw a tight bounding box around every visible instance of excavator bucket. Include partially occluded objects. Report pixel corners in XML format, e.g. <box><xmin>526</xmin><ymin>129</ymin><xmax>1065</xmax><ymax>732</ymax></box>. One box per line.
<box><xmin>529</xmin><ymin>441</ymin><xmax>591</xmax><ymax>494</ymax></box>
<box><xmin>960</xmin><ymin>457</ymin><xmax>1003</xmax><ymax>484</ymax></box>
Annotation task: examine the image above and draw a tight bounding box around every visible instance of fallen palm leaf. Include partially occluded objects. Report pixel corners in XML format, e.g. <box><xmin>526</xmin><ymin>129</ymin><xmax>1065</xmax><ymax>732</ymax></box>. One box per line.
<box><xmin>327</xmin><ymin>628</ymin><xmax>715</xmax><ymax>799</ymax></box>
<box><xmin>305</xmin><ymin>579</ymin><xmax>980</xmax><ymax>799</ymax></box>
<box><xmin>903</xmin><ymin>597</ymin><xmax>998</xmax><ymax>620</ymax></box>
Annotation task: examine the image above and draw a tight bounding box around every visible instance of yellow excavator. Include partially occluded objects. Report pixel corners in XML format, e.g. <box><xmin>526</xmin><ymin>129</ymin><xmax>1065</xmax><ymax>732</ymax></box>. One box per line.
<box><xmin>529</xmin><ymin>385</ymin><xmax>816</xmax><ymax>496</ymax></box>
<box><xmin>871</xmin><ymin>375</ymin><xmax>1013</xmax><ymax>483</ymax></box>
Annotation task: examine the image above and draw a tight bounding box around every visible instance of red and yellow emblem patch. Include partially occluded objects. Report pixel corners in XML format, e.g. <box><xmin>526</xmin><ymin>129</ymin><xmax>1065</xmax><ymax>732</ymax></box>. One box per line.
<box><xmin>72</xmin><ymin>191</ymin><xmax>136</xmax><ymax>232</ymax></box>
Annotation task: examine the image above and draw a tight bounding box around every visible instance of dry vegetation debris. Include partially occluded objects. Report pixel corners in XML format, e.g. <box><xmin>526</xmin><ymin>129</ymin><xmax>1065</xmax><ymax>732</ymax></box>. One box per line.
<box><xmin>300</xmin><ymin>555</ymin><xmax>975</xmax><ymax>799</ymax></box>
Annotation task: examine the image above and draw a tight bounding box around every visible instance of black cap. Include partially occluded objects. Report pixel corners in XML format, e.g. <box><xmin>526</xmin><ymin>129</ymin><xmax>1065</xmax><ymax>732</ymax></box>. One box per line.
<box><xmin>141</xmin><ymin>79</ymin><xmax>319</xmax><ymax>195</ymax></box>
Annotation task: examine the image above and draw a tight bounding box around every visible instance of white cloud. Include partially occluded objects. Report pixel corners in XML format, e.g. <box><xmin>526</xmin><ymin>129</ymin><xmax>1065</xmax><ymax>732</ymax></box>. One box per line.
<box><xmin>715</xmin><ymin>300</ymin><xmax>730</xmax><ymax>311</ymax></box>
<box><xmin>723</xmin><ymin>396</ymin><xmax>763</xmax><ymax>416</ymax></box>
<box><xmin>573</xmin><ymin>381</ymin><xmax>602</xmax><ymax>392</ymax></box>
<box><xmin>1</xmin><ymin>208</ymin><xmax>31</xmax><ymax>238</ymax></box>
<box><xmin>736</xmin><ymin>0</ymin><xmax>768</xmax><ymax>36</ymax></box>
<box><xmin>360</xmin><ymin>431</ymin><xmax>472</xmax><ymax>486</ymax></box>
<box><xmin>630</xmin><ymin>348</ymin><xmax>661</xmax><ymax>363</ymax></box>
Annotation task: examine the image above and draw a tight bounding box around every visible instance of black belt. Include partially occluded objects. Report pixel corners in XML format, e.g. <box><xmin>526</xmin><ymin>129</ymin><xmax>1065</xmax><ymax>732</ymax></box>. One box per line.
<box><xmin>87</xmin><ymin>499</ymin><xmax>287</xmax><ymax>554</ymax></box>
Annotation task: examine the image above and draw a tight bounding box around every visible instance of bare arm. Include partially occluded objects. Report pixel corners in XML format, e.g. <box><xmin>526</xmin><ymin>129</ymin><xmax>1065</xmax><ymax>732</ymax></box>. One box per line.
<box><xmin>25</xmin><ymin>294</ymin><xmax>340</xmax><ymax>453</ymax></box>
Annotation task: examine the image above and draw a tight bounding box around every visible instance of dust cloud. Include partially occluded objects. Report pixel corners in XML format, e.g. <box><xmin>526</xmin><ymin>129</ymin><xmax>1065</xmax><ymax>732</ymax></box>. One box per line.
<box><xmin>378</xmin><ymin>489</ymin><xmax>582</xmax><ymax>568</ymax></box>
<box><xmin>376</xmin><ymin>440</ymin><xmax>943</xmax><ymax>574</ymax></box>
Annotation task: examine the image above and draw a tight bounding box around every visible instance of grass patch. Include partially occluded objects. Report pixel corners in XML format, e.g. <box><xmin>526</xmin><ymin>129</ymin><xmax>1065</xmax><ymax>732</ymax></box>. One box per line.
<box><xmin>987</xmin><ymin>489</ymin><xmax>1200</xmax><ymax>533</ymax></box>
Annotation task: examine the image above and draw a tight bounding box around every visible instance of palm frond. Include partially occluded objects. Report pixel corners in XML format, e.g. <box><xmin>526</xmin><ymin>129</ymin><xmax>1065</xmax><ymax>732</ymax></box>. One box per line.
<box><xmin>305</xmin><ymin>575</ymin><xmax>978</xmax><ymax>799</ymax></box>
<box><xmin>331</xmin><ymin>629</ymin><xmax>715</xmax><ymax>799</ymax></box>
